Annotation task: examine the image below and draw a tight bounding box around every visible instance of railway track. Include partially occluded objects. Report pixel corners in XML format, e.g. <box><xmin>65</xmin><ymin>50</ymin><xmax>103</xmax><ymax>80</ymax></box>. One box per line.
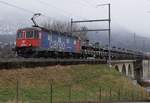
<box><xmin>0</xmin><ymin>58</ymin><xmax>106</xmax><ymax>69</ymax></box>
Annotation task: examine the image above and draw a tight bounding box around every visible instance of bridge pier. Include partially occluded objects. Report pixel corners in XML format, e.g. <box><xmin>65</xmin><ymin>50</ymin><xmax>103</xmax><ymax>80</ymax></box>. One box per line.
<box><xmin>142</xmin><ymin>60</ymin><xmax>150</xmax><ymax>80</ymax></box>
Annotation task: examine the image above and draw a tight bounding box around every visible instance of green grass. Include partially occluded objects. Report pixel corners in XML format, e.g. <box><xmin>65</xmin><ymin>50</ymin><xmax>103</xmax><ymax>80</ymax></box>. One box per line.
<box><xmin>0</xmin><ymin>64</ymin><xmax>148</xmax><ymax>103</ymax></box>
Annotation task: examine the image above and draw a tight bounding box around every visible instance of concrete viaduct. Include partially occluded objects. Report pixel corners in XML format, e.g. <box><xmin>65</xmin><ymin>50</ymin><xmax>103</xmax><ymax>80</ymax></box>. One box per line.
<box><xmin>111</xmin><ymin>60</ymin><xmax>150</xmax><ymax>82</ymax></box>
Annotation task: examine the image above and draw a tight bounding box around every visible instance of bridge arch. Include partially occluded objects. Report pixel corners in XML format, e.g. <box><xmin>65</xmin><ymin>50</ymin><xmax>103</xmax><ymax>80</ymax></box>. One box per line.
<box><xmin>122</xmin><ymin>64</ymin><xmax>126</xmax><ymax>75</ymax></box>
<box><xmin>115</xmin><ymin>65</ymin><xmax>119</xmax><ymax>72</ymax></box>
<box><xmin>111</xmin><ymin>60</ymin><xmax>135</xmax><ymax>78</ymax></box>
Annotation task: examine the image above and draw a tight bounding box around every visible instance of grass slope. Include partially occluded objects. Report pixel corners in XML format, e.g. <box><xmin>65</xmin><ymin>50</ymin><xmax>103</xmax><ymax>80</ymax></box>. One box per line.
<box><xmin>0</xmin><ymin>64</ymin><xmax>148</xmax><ymax>103</ymax></box>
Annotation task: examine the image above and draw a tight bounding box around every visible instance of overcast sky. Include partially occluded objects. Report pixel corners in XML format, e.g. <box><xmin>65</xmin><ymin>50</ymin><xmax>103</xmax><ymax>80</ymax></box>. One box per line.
<box><xmin>0</xmin><ymin>0</ymin><xmax>150</xmax><ymax>37</ymax></box>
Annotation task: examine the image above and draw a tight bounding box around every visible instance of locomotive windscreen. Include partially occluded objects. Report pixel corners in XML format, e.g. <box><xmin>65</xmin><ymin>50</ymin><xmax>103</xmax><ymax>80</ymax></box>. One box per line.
<box><xmin>26</xmin><ymin>31</ymin><xmax>39</xmax><ymax>39</ymax></box>
<box><xmin>17</xmin><ymin>29</ymin><xmax>39</xmax><ymax>39</ymax></box>
<box><xmin>17</xmin><ymin>31</ymin><xmax>23</xmax><ymax>39</ymax></box>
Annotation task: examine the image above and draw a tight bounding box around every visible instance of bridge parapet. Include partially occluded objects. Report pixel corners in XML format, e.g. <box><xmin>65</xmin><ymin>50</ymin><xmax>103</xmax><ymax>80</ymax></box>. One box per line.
<box><xmin>110</xmin><ymin>60</ymin><xmax>136</xmax><ymax>64</ymax></box>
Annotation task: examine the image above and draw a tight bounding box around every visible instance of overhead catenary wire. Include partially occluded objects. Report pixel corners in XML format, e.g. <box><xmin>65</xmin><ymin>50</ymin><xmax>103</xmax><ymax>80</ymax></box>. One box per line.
<box><xmin>82</xmin><ymin>0</ymin><xmax>97</xmax><ymax>7</ymax></box>
<box><xmin>0</xmin><ymin>0</ymin><xmax>82</xmax><ymax>31</ymax></box>
<box><xmin>0</xmin><ymin>0</ymin><xmax>56</xmax><ymax>21</ymax></box>
<box><xmin>80</xmin><ymin>0</ymin><xmax>94</xmax><ymax>7</ymax></box>
<box><xmin>0</xmin><ymin>0</ymin><xmax>100</xmax><ymax>21</ymax></box>
<box><xmin>34</xmin><ymin>0</ymin><xmax>90</xmax><ymax>20</ymax></box>
<box><xmin>92</xmin><ymin>0</ymin><xmax>107</xmax><ymax>4</ymax></box>
<box><xmin>0</xmin><ymin>1</ymin><xmax>86</xmax><ymax>28</ymax></box>
<box><xmin>71</xmin><ymin>0</ymin><xmax>94</xmax><ymax>9</ymax></box>
<box><xmin>74</xmin><ymin>0</ymin><xmax>102</xmax><ymax>8</ymax></box>
<box><xmin>0</xmin><ymin>0</ymin><xmax>110</xmax><ymax>32</ymax></box>
<box><xmin>0</xmin><ymin>0</ymin><xmax>109</xmax><ymax>20</ymax></box>
<box><xmin>32</xmin><ymin>0</ymin><xmax>72</xmax><ymax>18</ymax></box>
<box><xmin>68</xmin><ymin>0</ymin><xmax>108</xmax><ymax>20</ymax></box>
<box><xmin>0</xmin><ymin>0</ymin><xmax>35</xmax><ymax>14</ymax></box>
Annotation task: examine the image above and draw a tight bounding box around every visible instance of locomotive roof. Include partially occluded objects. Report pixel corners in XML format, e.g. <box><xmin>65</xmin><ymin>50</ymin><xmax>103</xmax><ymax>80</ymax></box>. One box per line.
<box><xmin>18</xmin><ymin>26</ymin><xmax>79</xmax><ymax>39</ymax></box>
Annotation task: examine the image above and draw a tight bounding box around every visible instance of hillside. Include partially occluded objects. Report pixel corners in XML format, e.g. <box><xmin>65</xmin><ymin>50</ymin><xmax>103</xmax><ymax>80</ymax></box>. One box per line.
<box><xmin>0</xmin><ymin>64</ymin><xmax>148</xmax><ymax>103</ymax></box>
<box><xmin>88</xmin><ymin>29</ymin><xmax>150</xmax><ymax>52</ymax></box>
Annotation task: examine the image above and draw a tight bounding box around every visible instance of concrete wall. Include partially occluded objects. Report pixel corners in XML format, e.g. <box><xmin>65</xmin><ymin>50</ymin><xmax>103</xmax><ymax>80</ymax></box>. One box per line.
<box><xmin>113</xmin><ymin>63</ymin><xmax>134</xmax><ymax>78</ymax></box>
<box><xmin>142</xmin><ymin>60</ymin><xmax>150</xmax><ymax>79</ymax></box>
<box><xmin>111</xmin><ymin>60</ymin><xmax>150</xmax><ymax>80</ymax></box>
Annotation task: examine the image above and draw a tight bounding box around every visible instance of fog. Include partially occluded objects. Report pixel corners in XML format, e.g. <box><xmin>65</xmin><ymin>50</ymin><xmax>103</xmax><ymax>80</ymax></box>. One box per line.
<box><xmin>0</xmin><ymin>0</ymin><xmax>150</xmax><ymax>37</ymax></box>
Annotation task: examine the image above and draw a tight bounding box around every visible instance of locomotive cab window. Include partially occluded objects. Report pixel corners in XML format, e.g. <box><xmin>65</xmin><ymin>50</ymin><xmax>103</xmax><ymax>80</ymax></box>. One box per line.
<box><xmin>26</xmin><ymin>31</ymin><xmax>34</xmax><ymax>38</ymax></box>
<box><xmin>17</xmin><ymin>31</ymin><xmax>22</xmax><ymax>39</ymax></box>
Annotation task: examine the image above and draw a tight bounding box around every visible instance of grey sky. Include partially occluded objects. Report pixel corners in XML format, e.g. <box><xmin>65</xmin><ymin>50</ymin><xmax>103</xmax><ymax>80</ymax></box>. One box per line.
<box><xmin>0</xmin><ymin>0</ymin><xmax>150</xmax><ymax>37</ymax></box>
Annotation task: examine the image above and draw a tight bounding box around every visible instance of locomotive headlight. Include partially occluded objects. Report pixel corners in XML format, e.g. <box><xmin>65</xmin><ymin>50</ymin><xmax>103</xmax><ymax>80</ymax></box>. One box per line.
<box><xmin>22</xmin><ymin>40</ymin><xmax>25</xmax><ymax>44</ymax></box>
<box><xmin>29</xmin><ymin>44</ymin><xmax>32</xmax><ymax>46</ymax></box>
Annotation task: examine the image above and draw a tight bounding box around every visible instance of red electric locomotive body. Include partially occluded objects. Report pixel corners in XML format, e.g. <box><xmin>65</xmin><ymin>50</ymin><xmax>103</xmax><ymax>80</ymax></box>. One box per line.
<box><xmin>16</xmin><ymin>28</ymin><xmax>41</xmax><ymax>48</ymax></box>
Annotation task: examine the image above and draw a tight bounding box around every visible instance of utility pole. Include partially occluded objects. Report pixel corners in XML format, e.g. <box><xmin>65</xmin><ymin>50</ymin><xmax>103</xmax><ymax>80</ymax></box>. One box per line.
<box><xmin>134</xmin><ymin>33</ymin><xmax>136</xmax><ymax>51</ymax></box>
<box><xmin>142</xmin><ymin>39</ymin><xmax>145</xmax><ymax>52</ymax></box>
<box><xmin>70</xmin><ymin>18</ymin><xmax>73</xmax><ymax>34</ymax></box>
<box><xmin>108</xmin><ymin>4</ymin><xmax>111</xmax><ymax>67</ymax></box>
<box><xmin>71</xmin><ymin>3</ymin><xmax>112</xmax><ymax>67</ymax></box>
<box><xmin>96</xmin><ymin>3</ymin><xmax>111</xmax><ymax>67</ymax></box>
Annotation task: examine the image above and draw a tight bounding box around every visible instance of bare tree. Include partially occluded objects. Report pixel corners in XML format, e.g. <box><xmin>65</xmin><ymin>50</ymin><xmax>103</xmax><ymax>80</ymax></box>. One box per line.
<box><xmin>41</xmin><ymin>19</ymin><xmax>88</xmax><ymax>41</ymax></box>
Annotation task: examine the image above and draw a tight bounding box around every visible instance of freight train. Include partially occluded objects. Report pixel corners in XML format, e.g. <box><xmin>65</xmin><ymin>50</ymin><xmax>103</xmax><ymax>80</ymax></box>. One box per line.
<box><xmin>14</xmin><ymin>14</ymin><xmax>144</xmax><ymax>60</ymax></box>
<box><xmin>14</xmin><ymin>26</ymin><xmax>143</xmax><ymax>60</ymax></box>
